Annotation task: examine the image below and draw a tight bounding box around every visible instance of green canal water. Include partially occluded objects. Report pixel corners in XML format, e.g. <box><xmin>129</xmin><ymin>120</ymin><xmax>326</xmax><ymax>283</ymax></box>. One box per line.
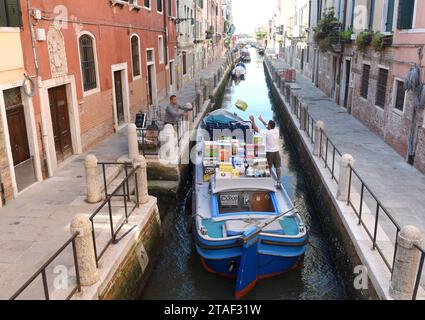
<box><xmin>141</xmin><ymin>49</ymin><xmax>357</xmax><ymax>300</ymax></box>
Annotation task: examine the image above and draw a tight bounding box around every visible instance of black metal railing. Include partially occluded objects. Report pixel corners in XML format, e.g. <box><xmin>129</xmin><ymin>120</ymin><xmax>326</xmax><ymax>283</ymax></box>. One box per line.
<box><xmin>266</xmin><ymin>55</ymin><xmax>425</xmax><ymax>299</ymax></box>
<box><xmin>347</xmin><ymin>165</ymin><xmax>401</xmax><ymax>271</ymax></box>
<box><xmin>89</xmin><ymin>163</ymin><xmax>140</xmax><ymax>266</ymax></box>
<box><xmin>10</xmin><ymin>232</ymin><xmax>81</xmax><ymax>300</ymax></box>
<box><xmin>319</xmin><ymin>129</ymin><xmax>343</xmax><ymax>183</ymax></box>
<box><xmin>413</xmin><ymin>245</ymin><xmax>425</xmax><ymax>300</ymax></box>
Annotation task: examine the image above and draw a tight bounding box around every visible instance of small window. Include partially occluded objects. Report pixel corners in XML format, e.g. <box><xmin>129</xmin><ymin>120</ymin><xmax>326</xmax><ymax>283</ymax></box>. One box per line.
<box><xmin>361</xmin><ymin>64</ymin><xmax>370</xmax><ymax>99</ymax></box>
<box><xmin>158</xmin><ymin>36</ymin><xmax>164</xmax><ymax>64</ymax></box>
<box><xmin>157</xmin><ymin>0</ymin><xmax>162</xmax><ymax>12</ymax></box>
<box><xmin>144</xmin><ymin>0</ymin><xmax>151</xmax><ymax>9</ymax></box>
<box><xmin>131</xmin><ymin>35</ymin><xmax>141</xmax><ymax>77</ymax></box>
<box><xmin>147</xmin><ymin>49</ymin><xmax>154</xmax><ymax>63</ymax></box>
<box><xmin>376</xmin><ymin>68</ymin><xmax>389</xmax><ymax>108</ymax></box>
<box><xmin>168</xmin><ymin>0</ymin><xmax>172</xmax><ymax>16</ymax></box>
<box><xmin>394</xmin><ymin>80</ymin><xmax>406</xmax><ymax>112</ymax></box>
<box><xmin>397</xmin><ymin>0</ymin><xmax>415</xmax><ymax>30</ymax></box>
<box><xmin>0</xmin><ymin>0</ymin><xmax>22</xmax><ymax>27</ymax></box>
<box><xmin>79</xmin><ymin>34</ymin><xmax>98</xmax><ymax>92</ymax></box>
<box><xmin>182</xmin><ymin>51</ymin><xmax>187</xmax><ymax>75</ymax></box>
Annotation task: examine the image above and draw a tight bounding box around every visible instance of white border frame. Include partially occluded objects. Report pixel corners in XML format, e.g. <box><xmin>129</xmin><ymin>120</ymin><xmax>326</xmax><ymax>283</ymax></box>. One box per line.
<box><xmin>130</xmin><ymin>33</ymin><xmax>143</xmax><ymax>80</ymax></box>
<box><xmin>156</xmin><ymin>0</ymin><xmax>164</xmax><ymax>14</ymax></box>
<box><xmin>77</xmin><ymin>31</ymin><xmax>101</xmax><ymax>97</ymax></box>
<box><xmin>0</xmin><ymin>81</ymin><xmax>44</xmax><ymax>197</ymax></box>
<box><xmin>111</xmin><ymin>63</ymin><xmax>131</xmax><ymax>132</ymax></box>
<box><xmin>40</xmin><ymin>75</ymin><xmax>83</xmax><ymax>176</ymax></box>
<box><xmin>144</xmin><ymin>0</ymin><xmax>151</xmax><ymax>10</ymax></box>
<box><xmin>391</xmin><ymin>77</ymin><xmax>407</xmax><ymax>116</ymax></box>
<box><xmin>146</xmin><ymin>48</ymin><xmax>158</xmax><ymax>106</ymax></box>
<box><xmin>158</xmin><ymin>35</ymin><xmax>164</xmax><ymax>64</ymax></box>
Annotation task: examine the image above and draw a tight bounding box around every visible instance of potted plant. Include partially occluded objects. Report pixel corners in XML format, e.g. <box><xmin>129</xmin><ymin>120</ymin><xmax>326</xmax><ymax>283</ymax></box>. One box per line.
<box><xmin>373</xmin><ymin>32</ymin><xmax>385</xmax><ymax>51</ymax></box>
<box><xmin>356</xmin><ymin>31</ymin><xmax>373</xmax><ymax>52</ymax></box>
<box><xmin>340</xmin><ymin>28</ymin><xmax>353</xmax><ymax>43</ymax></box>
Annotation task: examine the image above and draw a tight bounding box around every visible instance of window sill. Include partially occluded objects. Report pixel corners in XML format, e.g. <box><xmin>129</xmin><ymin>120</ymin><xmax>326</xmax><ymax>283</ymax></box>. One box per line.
<box><xmin>83</xmin><ymin>87</ymin><xmax>101</xmax><ymax>98</ymax></box>
<box><xmin>0</xmin><ymin>27</ymin><xmax>21</xmax><ymax>33</ymax></box>
<box><xmin>392</xmin><ymin>108</ymin><xmax>404</xmax><ymax>117</ymax></box>
<box><xmin>133</xmin><ymin>75</ymin><xmax>143</xmax><ymax>81</ymax></box>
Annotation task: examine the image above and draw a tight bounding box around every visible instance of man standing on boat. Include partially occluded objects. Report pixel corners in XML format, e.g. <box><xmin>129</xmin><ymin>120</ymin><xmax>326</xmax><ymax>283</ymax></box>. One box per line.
<box><xmin>164</xmin><ymin>95</ymin><xmax>193</xmax><ymax>126</ymax></box>
<box><xmin>249</xmin><ymin>115</ymin><xmax>282</xmax><ymax>189</ymax></box>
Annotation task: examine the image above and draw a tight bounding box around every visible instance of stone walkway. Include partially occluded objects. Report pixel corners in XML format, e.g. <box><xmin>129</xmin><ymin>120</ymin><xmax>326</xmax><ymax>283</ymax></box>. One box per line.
<box><xmin>269</xmin><ymin>57</ymin><xmax>425</xmax><ymax>240</ymax></box>
<box><xmin>0</xmin><ymin>56</ymin><xmax>230</xmax><ymax>300</ymax></box>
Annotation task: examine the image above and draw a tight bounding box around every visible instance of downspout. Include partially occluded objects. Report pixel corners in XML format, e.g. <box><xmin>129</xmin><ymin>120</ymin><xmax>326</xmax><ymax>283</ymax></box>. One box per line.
<box><xmin>194</xmin><ymin>2</ymin><xmax>196</xmax><ymax>75</ymax></box>
<box><xmin>163</xmin><ymin>0</ymin><xmax>169</xmax><ymax>98</ymax></box>
<box><xmin>26</xmin><ymin>0</ymin><xmax>51</xmax><ymax>177</ymax></box>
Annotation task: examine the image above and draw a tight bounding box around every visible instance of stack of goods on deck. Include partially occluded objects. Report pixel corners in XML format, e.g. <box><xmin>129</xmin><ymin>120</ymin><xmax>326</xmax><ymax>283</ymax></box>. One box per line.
<box><xmin>203</xmin><ymin>135</ymin><xmax>269</xmax><ymax>182</ymax></box>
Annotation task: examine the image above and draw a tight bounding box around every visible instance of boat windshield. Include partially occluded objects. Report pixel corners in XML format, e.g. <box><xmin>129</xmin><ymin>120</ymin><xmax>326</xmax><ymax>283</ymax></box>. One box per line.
<box><xmin>212</xmin><ymin>191</ymin><xmax>279</xmax><ymax>216</ymax></box>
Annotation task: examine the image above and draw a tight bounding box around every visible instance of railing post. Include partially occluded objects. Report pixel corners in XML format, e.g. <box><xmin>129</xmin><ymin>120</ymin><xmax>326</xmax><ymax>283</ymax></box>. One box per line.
<box><xmin>159</xmin><ymin>124</ymin><xmax>179</xmax><ymax>165</ymax></box>
<box><xmin>208</xmin><ymin>77</ymin><xmax>214</xmax><ymax>99</ymax></box>
<box><xmin>337</xmin><ymin>154</ymin><xmax>355</xmax><ymax>202</ymax></box>
<box><xmin>300</xmin><ymin>104</ymin><xmax>308</xmax><ymax>131</ymax></box>
<box><xmin>313</xmin><ymin>121</ymin><xmax>325</xmax><ymax>156</ymax></box>
<box><xmin>133</xmin><ymin>155</ymin><xmax>149</xmax><ymax>206</ymax></box>
<box><xmin>85</xmin><ymin>154</ymin><xmax>102</xmax><ymax>204</ymax></box>
<box><xmin>70</xmin><ymin>215</ymin><xmax>99</xmax><ymax>286</ymax></box>
<box><xmin>128</xmin><ymin>123</ymin><xmax>139</xmax><ymax>160</ymax></box>
<box><xmin>390</xmin><ymin>226</ymin><xmax>424</xmax><ymax>300</ymax></box>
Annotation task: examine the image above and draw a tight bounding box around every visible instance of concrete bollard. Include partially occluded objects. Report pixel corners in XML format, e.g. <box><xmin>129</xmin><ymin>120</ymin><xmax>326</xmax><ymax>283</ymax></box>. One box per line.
<box><xmin>208</xmin><ymin>78</ymin><xmax>214</xmax><ymax>97</ymax></box>
<box><xmin>133</xmin><ymin>155</ymin><xmax>149</xmax><ymax>205</ymax></box>
<box><xmin>337</xmin><ymin>154</ymin><xmax>355</xmax><ymax>202</ymax></box>
<box><xmin>128</xmin><ymin>123</ymin><xmax>139</xmax><ymax>160</ymax></box>
<box><xmin>85</xmin><ymin>154</ymin><xmax>102</xmax><ymax>204</ymax></box>
<box><xmin>70</xmin><ymin>215</ymin><xmax>99</xmax><ymax>286</ymax></box>
<box><xmin>390</xmin><ymin>226</ymin><xmax>424</xmax><ymax>300</ymax></box>
<box><xmin>300</xmin><ymin>104</ymin><xmax>307</xmax><ymax>131</ymax></box>
<box><xmin>159</xmin><ymin>124</ymin><xmax>179</xmax><ymax>164</ymax></box>
<box><xmin>313</xmin><ymin>121</ymin><xmax>325</xmax><ymax>157</ymax></box>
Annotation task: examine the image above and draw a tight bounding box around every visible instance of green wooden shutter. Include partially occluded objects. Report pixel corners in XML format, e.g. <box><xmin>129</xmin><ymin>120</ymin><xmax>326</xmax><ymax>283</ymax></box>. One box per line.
<box><xmin>397</xmin><ymin>0</ymin><xmax>415</xmax><ymax>30</ymax></box>
<box><xmin>0</xmin><ymin>0</ymin><xmax>8</xmax><ymax>27</ymax></box>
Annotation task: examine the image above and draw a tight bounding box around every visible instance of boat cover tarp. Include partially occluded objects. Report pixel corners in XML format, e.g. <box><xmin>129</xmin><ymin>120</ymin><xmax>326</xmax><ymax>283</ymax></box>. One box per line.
<box><xmin>203</xmin><ymin>109</ymin><xmax>246</xmax><ymax>126</ymax></box>
<box><xmin>212</xmin><ymin>177</ymin><xmax>276</xmax><ymax>193</ymax></box>
<box><xmin>225</xmin><ymin>220</ymin><xmax>283</xmax><ymax>236</ymax></box>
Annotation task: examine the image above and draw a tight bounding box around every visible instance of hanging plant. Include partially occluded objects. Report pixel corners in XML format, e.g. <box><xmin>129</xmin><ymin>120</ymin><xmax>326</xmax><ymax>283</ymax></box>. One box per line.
<box><xmin>373</xmin><ymin>32</ymin><xmax>385</xmax><ymax>51</ymax></box>
<box><xmin>340</xmin><ymin>28</ymin><xmax>353</xmax><ymax>43</ymax></box>
<box><xmin>319</xmin><ymin>37</ymin><xmax>331</xmax><ymax>52</ymax></box>
<box><xmin>356</xmin><ymin>31</ymin><xmax>374</xmax><ymax>52</ymax></box>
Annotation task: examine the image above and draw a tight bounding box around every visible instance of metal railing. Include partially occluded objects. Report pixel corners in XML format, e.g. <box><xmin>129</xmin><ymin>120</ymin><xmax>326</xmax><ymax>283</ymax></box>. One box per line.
<box><xmin>319</xmin><ymin>129</ymin><xmax>343</xmax><ymax>183</ymax></box>
<box><xmin>267</xmin><ymin>56</ymin><xmax>425</xmax><ymax>299</ymax></box>
<box><xmin>89</xmin><ymin>162</ymin><xmax>140</xmax><ymax>266</ymax></box>
<box><xmin>10</xmin><ymin>232</ymin><xmax>81</xmax><ymax>300</ymax></box>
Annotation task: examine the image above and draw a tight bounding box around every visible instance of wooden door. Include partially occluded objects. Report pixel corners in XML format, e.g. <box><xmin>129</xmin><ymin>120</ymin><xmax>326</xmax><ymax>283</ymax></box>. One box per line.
<box><xmin>48</xmin><ymin>85</ymin><xmax>73</xmax><ymax>163</ymax></box>
<box><xmin>6</xmin><ymin>103</ymin><xmax>30</xmax><ymax>166</ymax></box>
<box><xmin>147</xmin><ymin>65</ymin><xmax>153</xmax><ymax>106</ymax></box>
<box><xmin>114</xmin><ymin>71</ymin><xmax>124</xmax><ymax>124</ymax></box>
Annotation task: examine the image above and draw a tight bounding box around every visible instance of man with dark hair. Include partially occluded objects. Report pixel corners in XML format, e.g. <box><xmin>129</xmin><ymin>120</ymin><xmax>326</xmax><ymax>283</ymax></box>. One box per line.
<box><xmin>249</xmin><ymin>115</ymin><xmax>282</xmax><ymax>189</ymax></box>
<box><xmin>164</xmin><ymin>95</ymin><xmax>193</xmax><ymax>125</ymax></box>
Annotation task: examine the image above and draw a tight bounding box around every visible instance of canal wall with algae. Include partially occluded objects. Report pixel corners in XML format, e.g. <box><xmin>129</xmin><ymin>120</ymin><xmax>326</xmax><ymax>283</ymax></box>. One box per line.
<box><xmin>264</xmin><ymin>59</ymin><xmax>381</xmax><ymax>299</ymax></box>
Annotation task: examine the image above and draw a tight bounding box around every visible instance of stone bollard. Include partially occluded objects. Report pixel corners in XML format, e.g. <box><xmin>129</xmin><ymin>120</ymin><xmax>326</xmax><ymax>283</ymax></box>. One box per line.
<box><xmin>300</xmin><ymin>104</ymin><xmax>307</xmax><ymax>131</ymax></box>
<box><xmin>313</xmin><ymin>121</ymin><xmax>325</xmax><ymax>157</ymax></box>
<box><xmin>208</xmin><ymin>78</ymin><xmax>214</xmax><ymax>98</ymax></box>
<box><xmin>133</xmin><ymin>155</ymin><xmax>149</xmax><ymax>206</ymax></box>
<box><xmin>336</xmin><ymin>154</ymin><xmax>355</xmax><ymax>202</ymax></box>
<box><xmin>85</xmin><ymin>154</ymin><xmax>102</xmax><ymax>204</ymax></box>
<box><xmin>390</xmin><ymin>226</ymin><xmax>424</xmax><ymax>300</ymax></box>
<box><xmin>128</xmin><ymin>123</ymin><xmax>139</xmax><ymax>160</ymax></box>
<box><xmin>70</xmin><ymin>215</ymin><xmax>99</xmax><ymax>286</ymax></box>
<box><xmin>159</xmin><ymin>124</ymin><xmax>179</xmax><ymax>164</ymax></box>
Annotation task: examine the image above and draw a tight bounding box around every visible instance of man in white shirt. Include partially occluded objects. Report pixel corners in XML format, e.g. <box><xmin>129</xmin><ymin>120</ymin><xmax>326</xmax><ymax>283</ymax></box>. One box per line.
<box><xmin>249</xmin><ymin>115</ymin><xmax>282</xmax><ymax>189</ymax></box>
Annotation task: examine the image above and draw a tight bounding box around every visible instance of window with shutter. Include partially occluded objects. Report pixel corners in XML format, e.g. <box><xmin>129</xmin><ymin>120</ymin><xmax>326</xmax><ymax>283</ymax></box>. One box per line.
<box><xmin>376</xmin><ymin>68</ymin><xmax>389</xmax><ymax>108</ymax></box>
<box><xmin>361</xmin><ymin>64</ymin><xmax>370</xmax><ymax>99</ymax></box>
<box><xmin>397</xmin><ymin>0</ymin><xmax>415</xmax><ymax>30</ymax></box>
<box><xmin>79</xmin><ymin>35</ymin><xmax>98</xmax><ymax>92</ymax></box>
<box><xmin>0</xmin><ymin>0</ymin><xmax>22</xmax><ymax>27</ymax></box>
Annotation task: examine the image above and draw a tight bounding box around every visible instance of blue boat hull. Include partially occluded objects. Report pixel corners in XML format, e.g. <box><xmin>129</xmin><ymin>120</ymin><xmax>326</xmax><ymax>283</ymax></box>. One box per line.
<box><xmin>194</xmin><ymin>231</ymin><xmax>307</xmax><ymax>298</ymax></box>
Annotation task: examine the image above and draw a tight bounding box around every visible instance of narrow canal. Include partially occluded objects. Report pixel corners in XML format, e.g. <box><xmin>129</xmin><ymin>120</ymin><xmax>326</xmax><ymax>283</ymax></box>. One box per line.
<box><xmin>141</xmin><ymin>49</ymin><xmax>357</xmax><ymax>300</ymax></box>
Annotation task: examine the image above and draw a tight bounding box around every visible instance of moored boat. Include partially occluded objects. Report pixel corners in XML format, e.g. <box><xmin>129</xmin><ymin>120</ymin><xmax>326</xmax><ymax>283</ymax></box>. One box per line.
<box><xmin>192</xmin><ymin>110</ymin><xmax>308</xmax><ymax>298</ymax></box>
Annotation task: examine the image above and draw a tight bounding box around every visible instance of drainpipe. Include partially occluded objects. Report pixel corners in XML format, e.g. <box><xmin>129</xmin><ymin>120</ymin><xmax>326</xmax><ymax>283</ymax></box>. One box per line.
<box><xmin>163</xmin><ymin>0</ymin><xmax>169</xmax><ymax>98</ymax></box>
<box><xmin>26</xmin><ymin>0</ymin><xmax>51</xmax><ymax>177</ymax></box>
